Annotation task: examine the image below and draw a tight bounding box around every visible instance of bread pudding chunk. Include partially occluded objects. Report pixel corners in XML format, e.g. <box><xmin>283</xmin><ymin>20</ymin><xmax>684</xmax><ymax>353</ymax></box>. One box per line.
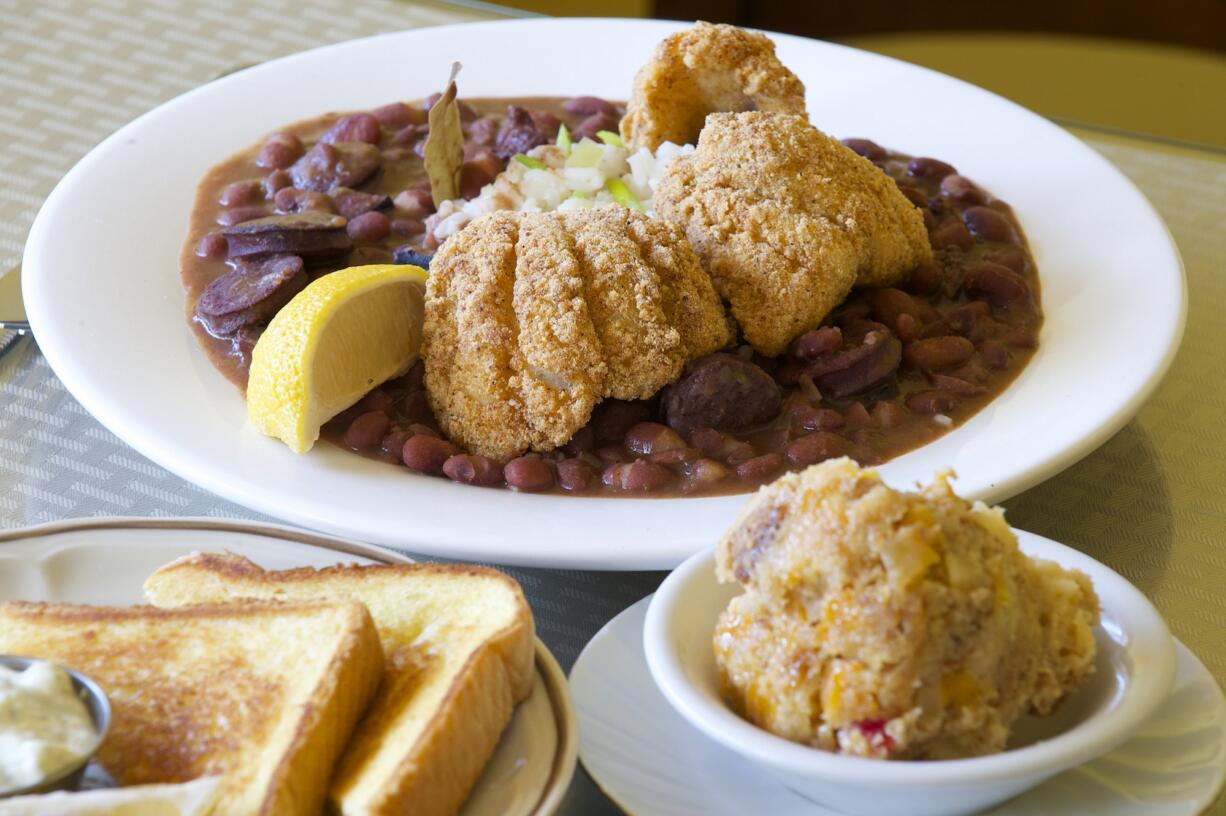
<box><xmin>713</xmin><ymin>458</ymin><xmax>1099</xmax><ymax>759</ymax></box>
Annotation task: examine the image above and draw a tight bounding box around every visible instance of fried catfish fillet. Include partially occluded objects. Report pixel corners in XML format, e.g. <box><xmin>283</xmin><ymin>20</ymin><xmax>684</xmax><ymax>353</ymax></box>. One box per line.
<box><xmin>620</xmin><ymin>21</ymin><xmax>807</xmax><ymax>152</ymax></box>
<box><xmin>423</xmin><ymin>207</ymin><xmax>729</xmax><ymax>460</ymax></box>
<box><xmin>655</xmin><ymin>112</ymin><xmax>932</xmax><ymax>355</ymax></box>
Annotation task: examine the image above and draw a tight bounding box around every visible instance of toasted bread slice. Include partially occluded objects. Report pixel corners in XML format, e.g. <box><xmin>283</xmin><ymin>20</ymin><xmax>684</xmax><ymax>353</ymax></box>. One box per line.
<box><xmin>0</xmin><ymin>599</ymin><xmax>383</xmax><ymax>816</ymax></box>
<box><xmin>145</xmin><ymin>553</ymin><xmax>536</xmax><ymax>816</ymax></box>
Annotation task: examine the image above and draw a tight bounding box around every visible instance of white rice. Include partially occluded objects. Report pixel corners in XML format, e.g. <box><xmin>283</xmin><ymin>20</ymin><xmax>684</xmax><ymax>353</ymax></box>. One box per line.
<box><xmin>425</xmin><ymin>137</ymin><xmax>694</xmax><ymax>246</ymax></box>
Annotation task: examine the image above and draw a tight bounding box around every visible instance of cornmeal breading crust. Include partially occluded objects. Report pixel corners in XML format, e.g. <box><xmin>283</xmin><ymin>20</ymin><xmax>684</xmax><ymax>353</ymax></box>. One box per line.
<box><xmin>619</xmin><ymin>21</ymin><xmax>807</xmax><ymax>152</ymax></box>
<box><xmin>423</xmin><ymin>207</ymin><xmax>730</xmax><ymax>460</ymax></box>
<box><xmin>655</xmin><ymin>112</ymin><xmax>933</xmax><ymax>355</ymax></box>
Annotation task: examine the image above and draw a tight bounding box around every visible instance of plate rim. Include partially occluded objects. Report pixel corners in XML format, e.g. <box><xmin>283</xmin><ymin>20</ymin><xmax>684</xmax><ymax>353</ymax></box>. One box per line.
<box><xmin>21</xmin><ymin>17</ymin><xmax>1187</xmax><ymax>569</ymax></box>
<box><xmin>0</xmin><ymin>515</ymin><xmax>577</xmax><ymax>816</ymax></box>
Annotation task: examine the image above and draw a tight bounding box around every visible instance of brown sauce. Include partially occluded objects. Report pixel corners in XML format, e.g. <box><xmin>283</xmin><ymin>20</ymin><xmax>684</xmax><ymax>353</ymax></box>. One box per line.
<box><xmin>179</xmin><ymin>96</ymin><xmax>1041</xmax><ymax>497</ymax></box>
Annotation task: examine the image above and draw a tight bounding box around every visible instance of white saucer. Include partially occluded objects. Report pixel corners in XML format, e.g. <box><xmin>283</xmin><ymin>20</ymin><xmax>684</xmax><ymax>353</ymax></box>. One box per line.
<box><xmin>571</xmin><ymin>597</ymin><xmax>1226</xmax><ymax>816</ymax></box>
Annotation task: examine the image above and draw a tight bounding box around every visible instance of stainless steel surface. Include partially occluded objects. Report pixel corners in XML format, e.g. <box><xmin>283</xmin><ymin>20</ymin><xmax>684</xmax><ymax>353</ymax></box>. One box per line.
<box><xmin>0</xmin><ymin>655</ymin><xmax>111</xmax><ymax>798</ymax></box>
<box><xmin>0</xmin><ymin>265</ymin><xmax>30</xmax><ymax>335</ymax></box>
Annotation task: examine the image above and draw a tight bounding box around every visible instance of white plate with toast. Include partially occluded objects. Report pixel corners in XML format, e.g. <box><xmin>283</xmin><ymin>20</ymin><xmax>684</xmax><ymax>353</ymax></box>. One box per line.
<box><xmin>23</xmin><ymin>19</ymin><xmax>1184</xmax><ymax>569</ymax></box>
<box><xmin>0</xmin><ymin>517</ymin><xmax>577</xmax><ymax>815</ymax></box>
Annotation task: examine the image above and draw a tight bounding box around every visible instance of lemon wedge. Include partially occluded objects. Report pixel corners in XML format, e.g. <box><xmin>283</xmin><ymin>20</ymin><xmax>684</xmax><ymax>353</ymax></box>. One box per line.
<box><xmin>246</xmin><ymin>264</ymin><xmax>428</xmax><ymax>453</ymax></box>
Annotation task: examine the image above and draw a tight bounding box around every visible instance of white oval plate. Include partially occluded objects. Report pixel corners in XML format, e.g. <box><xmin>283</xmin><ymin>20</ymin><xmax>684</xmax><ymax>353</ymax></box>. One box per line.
<box><xmin>22</xmin><ymin>19</ymin><xmax>1185</xmax><ymax>569</ymax></box>
<box><xmin>0</xmin><ymin>518</ymin><xmax>577</xmax><ymax>816</ymax></box>
<box><xmin>573</xmin><ymin>596</ymin><xmax>1224</xmax><ymax>815</ymax></box>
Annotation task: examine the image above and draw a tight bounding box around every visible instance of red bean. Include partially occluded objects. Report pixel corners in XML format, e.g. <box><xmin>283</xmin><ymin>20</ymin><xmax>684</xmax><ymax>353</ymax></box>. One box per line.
<box><xmin>380</xmin><ymin>428</ymin><xmax>411</xmax><ymax>461</ymax></box>
<box><xmin>930</xmin><ymin>218</ymin><xmax>974</xmax><ymax>250</ymax></box>
<box><xmin>899</xmin><ymin>185</ymin><xmax>928</xmax><ymax>208</ymax></box>
<box><xmin>869</xmin><ymin>288</ymin><xmax>920</xmax><ymax>332</ymax></box>
<box><xmin>946</xmin><ymin>301</ymin><xmax>991</xmax><ymax>335</ymax></box>
<box><xmin>683</xmin><ymin>458</ymin><xmax>730</xmax><ymax>492</ymax></box>
<box><xmin>650</xmin><ymin>447</ymin><xmax>700</xmax><ymax>467</ymax></box>
<box><xmin>574</xmin><ymin>111</ymin><xmax>620</xmax><ymax>140</ymax></box>
<box><xmin>734</xmin><ymin>453</ymin><xmax>784</xmax><ymax>483</ymax></box>
<box><xmin>504</xmin><ymin>456</ymin><xmax>554</xmax><ymax>491</ymax></box>
<box><xmin>625</xmin><ymin>422</ymin><xmax>686</xmax><ymax>455</ymax></box>
<box><xmin>787</xmin><ymin>432</ymin><xmax>849</xmax><ymax>466</ymax></box>
<box><xmin>790</xmin><ymin>401</ymin><xmax>844</xmax><ymax>432</ymax></box>
<box><xmin>940</xmin><ymin>174</ymin><xmax>986</xmax><ymax>204</ymax></box>
<box><xmin>964</xmin><ymin>263</ymin><xmax>1031</xmax><ymax>307</ymax></box>
<box><xmin>398</xmin><ymin>391</ymin><xmax>432</xmax><ymax>423</ymax></box>
<box><xmin>390</xmin><ymin>124</ymin><xmax>426</xmax><ymax>147</ymax></box>
<box><xmin>344</xmin><ymin>411</ymin><xmax>390</xmax><ymax>449</ymax></box>
<box><xmin>931</xmin><ymin>373</ymin><xmax>986</xmax><ymax>395</ymax></box>
<box><xmin>321</xmin><ymin>113</ymin><xmax>382</xmax><ymax>146</ymax></box>
<box><xmin>845</xmin><ymin>401</ymin><xmax>872</xmax><ymax>427</ymax></box>
<box><xmin>264</xmin><ymin>169</ymin><xmax>292</xmax><ymax>195</ymax></box>
<box><xmin>951</xmin><ymin>360</ymin><xmax>991</xmax><ymax>383</ymax></box>
<box><xmin>394</xmin><ymin>188</ymin><xmax>434</xmax><ymax>218</ymax></box>
<box><xmin>790</xmin><ymin>326</ymin><xmax>842</xmax><ymax>361</ymax></box>
<box><xmin>391</xmin><ymin>218</ymin><xmax>424</xmax><ymax>235</ymax></box>
<box><xmin>979</xmin><ymin>340</ymin><xmax>1010</xmax><ymax>370</ymax></box>
<box><xmin>984</xmin><ymin>248</ymin><xmax>1028</xmax><ymax>275</ymax></box>
<box><xmin>274</xmin><ymin>188</ymin><xmax>335</xmax><ymax>214</ymax></box>
<box><xmin>407</xmin><ymin>422</ymin><xmax>439</xmax><ymax>438</ymax></box>
<box><xmin>402</xmin><ymin>435</ymin><xmax>459</xmax><ymax>474</ymax></box>
<box><xmin>906</xmin><ymin>391</ymin><xmax>959</xmax><ymax>414</ymax></box>
<box><xmin>896</xmin><ymin>312</ymin><xmax>919</xmax><ymax>342</ymax></box>
<box><xmin>195</xmin><ymin>232</ymin><xmax>228</xmax><ymax>258</ymax></box>
<box><xmin>565</xmin><ymin>96</ymin><xmax>619</xmax><ymax>116</ymax></box>
<box><xmin>370</xmin><ymin>102</ymin><xmax>413</xmax><ymax>128</ymax></box>
<box><xmin>219</xmin><ymin>180</ymin><xmax>264</xmax><ymax>208</ymax></box>
<box><xmin>562</xmin><ymin>426</ymin><xmax>596</xmax><ymax>456</ymax></box>
<box><xmin>357</xmin><ymin>388</ymin><xmax>394</xmax><ymax>414</ymax></box>
<box><xmin>443</xmin><ymin>454</ymin><xmax>504</xmax><ymax>487</ymax></box>
<box><xmin>557</xmin><ymin>458</ymin><xmax>595</xmax><ymax>492</ymax></box>
<box><xmin>602</xmin><ymin>460</ymin><xmax>672</xmax><ymax>493</ymax></box>
<box><xmin>908</xmin><ymin>157</ymin><xmax>956</xmax><ymax>180</ymax></box>
<box><xmin>724</xmin><ymin>441</ymin><xmax>757</xmax><ymax>464</ymax></box>
<box><xmin>871</xmin><ymin>400</ymin><xmax>908</xmax><ymax>429</ymax></box>
<box><xmin>256</xmin><ymin>132</ymin><xmax>304</xmax><ymax>170</ymax></box>
<box><xmin>347</xmin><ymin>211</ymin><xmax>390</xmax><ymax>243</ymax></box>
<box><xmin>690</xmin><ymin>427</ymin><xmax>725</xmax><ymax>456</ymax></box>
<box><xmin>962</xmin><ymin>206</ymin><xmax>1019</xmax><ymax>244</ymax></box>
<box><xmin>904</xmin><ymin>336</ymin><xmax>975</xmax><ymax>370</ymax></box>
<box><xmin>908</xmin><ymin>262</ymin><xmax>942</xmax><ymax>295</ymax></box>
<box><xmin>1003</xmin><ymin>329</ymin><xmax>1038</xmax><ymax>349</ymax></box>
<box><xmin>841</xmin><ymin>138</ymin><xmax>886</xmax><ymax>161</ymax></box>
<box><xmin>216</xmin><ymin>206</ymin><xmax>269</xmax><ymax>226</ymax></box>
<box><xmin>597</xmin><ymin>445</ymin><xmax>627</xmax><ymax>464</ymax></box>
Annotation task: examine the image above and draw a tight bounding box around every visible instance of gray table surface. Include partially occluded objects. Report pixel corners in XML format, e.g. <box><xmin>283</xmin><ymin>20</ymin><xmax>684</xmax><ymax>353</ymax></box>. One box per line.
<box><xmin>2</xmin><ymin>1</ymin><xmax>1225</xmax><ymax>814</ymax></box>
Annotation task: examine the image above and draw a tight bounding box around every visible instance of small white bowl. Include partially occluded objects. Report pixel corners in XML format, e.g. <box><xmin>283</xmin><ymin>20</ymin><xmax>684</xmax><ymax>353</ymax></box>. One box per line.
<box><xmin>643</xmin><ymin>528</ymin><xmax>1176</xmax><ymax>816</ymax></box>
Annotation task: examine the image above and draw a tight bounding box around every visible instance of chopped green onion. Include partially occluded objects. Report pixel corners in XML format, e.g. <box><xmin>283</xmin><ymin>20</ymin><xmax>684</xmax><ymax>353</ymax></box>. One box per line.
<box><xmin>566</xmin><ymin>140</ymin><xmax>603</xmax><ymax>168</ymax></box>
<box><xmin>596</xmin><ymin>130</ymin><xmax>625</xmax><ymax>148</ymax></box>
<box><xmin>569</xmin><ymin>190</ymin><xmax>589</xmax><ymax>200</ymax></box>
<box><xmin>605</xmin><ymin>178</ymin><xmax>644</xmax><ymax>211</ymax></box>
<box><xmin>513</xmin><ymin>154</ymin><xmax>548</xmax><ymax>170</ymax></box>
<box><xmin>556</xmin><ymin>123</ymin><xmax>572</xmax><ymax>156</ymax></box>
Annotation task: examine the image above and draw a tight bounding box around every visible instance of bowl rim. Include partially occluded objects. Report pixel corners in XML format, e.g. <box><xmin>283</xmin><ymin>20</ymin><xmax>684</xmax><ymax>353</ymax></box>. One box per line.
<box><xmin>0</xmin><ymin>655</ymin><xmax>111</xmax><ymax>798</ymax></box>
<box><xmin>643</xmin><ymin>527</ymin><xmax>1176</xmax><ymax>786</ymax></box>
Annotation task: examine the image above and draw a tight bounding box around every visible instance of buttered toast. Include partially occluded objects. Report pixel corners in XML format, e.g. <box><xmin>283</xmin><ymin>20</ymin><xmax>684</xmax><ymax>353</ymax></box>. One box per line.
<box><xmin>0</xmin><ymin>599</ymin><xmax>382</xmax><ymax>816</ymax></box>
<box><xmin>145</xmin><ymin>553</ymin><xmax>536</xmax><ymax>816</ymax></box>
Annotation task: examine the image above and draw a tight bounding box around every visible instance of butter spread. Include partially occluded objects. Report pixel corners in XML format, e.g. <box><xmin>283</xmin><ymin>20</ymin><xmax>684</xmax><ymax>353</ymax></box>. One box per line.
<box><xmin>0</xmin><ymin>662</ymin><xmax>98</xmax><ymax>790</ymax></box>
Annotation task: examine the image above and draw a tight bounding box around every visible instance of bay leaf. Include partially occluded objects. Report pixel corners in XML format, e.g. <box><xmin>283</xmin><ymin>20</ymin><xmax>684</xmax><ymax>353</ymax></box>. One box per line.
<box><xmin>423</xmin><ymin>62</ymin><xmax>464</xmax><ymax>207</ymax></box>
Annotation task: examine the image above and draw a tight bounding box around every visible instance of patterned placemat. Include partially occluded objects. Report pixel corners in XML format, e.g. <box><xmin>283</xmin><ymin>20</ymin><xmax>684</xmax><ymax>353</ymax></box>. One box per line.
<box><xmin>2</xmin><ymin>3</ymin><xmax>1224</xmax><ymax>813</ymax></box>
